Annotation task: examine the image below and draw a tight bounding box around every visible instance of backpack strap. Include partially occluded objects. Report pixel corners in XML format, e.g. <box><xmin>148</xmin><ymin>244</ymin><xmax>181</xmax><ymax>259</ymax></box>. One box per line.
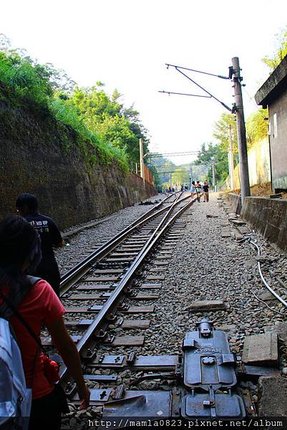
<box><xmin>0</xmin><ymin>287</ymin><xmax>43</xmax><ymax>350</ymax></box>
<box><xmin>26</xmin><ymin>275</ymin><xmax>41</xmax><ymax>285</ymax></box>
<box><xmin>0</xmin><ymin>276</ymin><xmax>43</xmax><ymax>349</ymax></box>
<box><xmin>0</xmin><ymin>275</ymin><xmax>41</xmax><ymax>319</ymax></box>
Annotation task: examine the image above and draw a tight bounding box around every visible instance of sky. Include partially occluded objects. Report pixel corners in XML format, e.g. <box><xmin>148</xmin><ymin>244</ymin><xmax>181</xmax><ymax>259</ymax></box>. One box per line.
<box><xmin>1</xmin><ymin>0</ymin><xmax>286</xmax><ymax>165</ymax></box>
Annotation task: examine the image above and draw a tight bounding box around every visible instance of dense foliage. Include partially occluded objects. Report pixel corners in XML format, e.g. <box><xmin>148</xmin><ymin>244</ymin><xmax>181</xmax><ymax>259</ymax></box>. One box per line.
<box><xmin>0</xmin><ymin>50</ymin><xmax>52</xmax><ymax>112</ymax></box>
<box><xmin>194</xmin><ymin>142</ymin><xmax>229</xmax><ymax>186</ymax></box>
<box><xmin>146</xmin><ymin>155</ymin><xmax>176</xmax><ymax>190</ymax></box>
<box><xmin>262</xmin><ymin>27</ymin><xmax>287</xmax><ymax>70</ymax></box>
<box><xmin>193</xmin><ymin>108</ymin><xmax>268</xmax><ymax>187</ymax></box>
<box><xmin>0</xmin><ymin>35</ymin><xmax>149</xmax><ymax>172</ymax></box>
<box><xmin>246</xmin><ymin>109</ymin><xmax>268</xmax><ymax>145</ymax></box>
<box><xmin>64</xmin><ymin>85</ymin><xmax>149</xmax><ymax>168</ymax></box>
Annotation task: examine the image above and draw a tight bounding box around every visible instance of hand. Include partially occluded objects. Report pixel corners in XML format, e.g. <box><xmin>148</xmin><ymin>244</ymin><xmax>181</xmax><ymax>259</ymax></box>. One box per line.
<box><xmin>79</xmin><ymin>384</ymin><xmax>90</xmax><ymax>410</ymax></box>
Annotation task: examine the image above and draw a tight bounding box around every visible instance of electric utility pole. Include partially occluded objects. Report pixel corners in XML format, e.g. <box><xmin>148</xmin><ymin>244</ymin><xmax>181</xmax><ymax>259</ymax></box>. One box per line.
<box><xmin>162</xmin><ymin>58</ymin><xmax>250</xmax><ymax>205</ymax></box>
<box><xmin>228</xmin><ymin>124</ymin><xmax>235</xmax><ymax>191</ymax></box>
<box><xmin>231</xmin><ymin>57</ymin><xmax>250</xmax><ymax>203</ymax></box>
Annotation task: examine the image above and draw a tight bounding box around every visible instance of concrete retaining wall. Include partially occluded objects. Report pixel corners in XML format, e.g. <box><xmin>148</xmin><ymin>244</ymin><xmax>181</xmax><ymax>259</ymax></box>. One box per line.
<box><xmin>224</xmin><ymin>193</ymin><xmax>287</xmax><ymax>251</ymax></box>
<box><xmin>241</xmin><ymin>197</ymin><xmax>287</xmax><ymax>251</ymax></box>
<box><xmin>0</xmin><ymin>99</ymin><xmax>156</xmax><ymax>230</ymax></box>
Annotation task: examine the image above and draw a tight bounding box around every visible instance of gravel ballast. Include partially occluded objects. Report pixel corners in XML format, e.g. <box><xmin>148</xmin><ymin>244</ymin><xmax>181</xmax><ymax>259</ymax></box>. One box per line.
<box><xmin>56</xmin><ymin>192</ymin><xmax>287</xmax><ymax>354</ymax></box>
<box><xmin>56</xmin><ymin>192</ymin><xmax>287</xmax><ymax>421</ymax></box>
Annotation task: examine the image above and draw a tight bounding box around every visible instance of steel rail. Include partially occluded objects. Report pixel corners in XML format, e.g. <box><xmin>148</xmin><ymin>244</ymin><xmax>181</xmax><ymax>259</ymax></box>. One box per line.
<box><xmin>59</xmin><ymin>202</ymin><xmax>173</xmax><ymax>291</ymax></box>
<box><xmin>60</xmin><ymin>196</ymin><xmax>193</xmax><ymax>380</ymax></box>
<box><xmin>59</xmin><ymin>193</ymin><xmax>187</xmax><ymax>293</ymax></box>
<box><xmin>60</xmin><ymin>194</ymin><xmax>171</xmax><ymax>284</ymax></box>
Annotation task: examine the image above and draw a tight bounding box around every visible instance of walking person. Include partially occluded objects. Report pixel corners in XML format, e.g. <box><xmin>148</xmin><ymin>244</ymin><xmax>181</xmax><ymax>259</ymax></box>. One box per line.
<box><xmin>195</xmin><ymin>180</ymin><xmax>202</xmax><ymax>202</ymax></box>
<box><xmin>190</xmin><ymin>181</ymin><xmax>197</xmax><ymax>199</ymax></box>
<box><xmin>16</xmin><ymin>193</ymin><xmax>63</xmax><ymax>297</ymax></box>
<box><xmin>202</xmin><ymin>181</ymin><xmax>209</xmax><ymax>202</ymax></box>
<box><xmin>0</xmin><ymin>215</ymin><xmax>90</xmax><ymax>430</ymax></box>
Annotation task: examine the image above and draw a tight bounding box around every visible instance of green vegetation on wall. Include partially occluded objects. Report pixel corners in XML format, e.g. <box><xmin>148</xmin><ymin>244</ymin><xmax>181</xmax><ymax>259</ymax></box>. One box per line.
<box><xmin>0</xmin><ymin>37</ymin><xmax>149</xmax><ymax>173</ymax></box>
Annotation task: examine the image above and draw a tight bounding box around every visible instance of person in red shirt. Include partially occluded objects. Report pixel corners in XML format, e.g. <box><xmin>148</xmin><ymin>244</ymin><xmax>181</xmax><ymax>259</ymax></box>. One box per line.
<box><xmin>0</xmin><ymin>215</ymin><xmax>90</xmax><ymax>430</ymax></box>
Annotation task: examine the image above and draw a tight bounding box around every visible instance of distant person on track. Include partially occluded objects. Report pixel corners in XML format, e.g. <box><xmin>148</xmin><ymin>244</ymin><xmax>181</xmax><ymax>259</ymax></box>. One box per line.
<box><xmin>203</xmin><ymin>181</ymin><xmax>209</xmax><ymax>202</ymax></box>
<box><xmin>195</xmin><ymin>181</ymin><xmax>202</xmax><ymax>202</ymax></box>
<box><xmin>16</xmin><ymin>193</ymin><xmax>64</xmax><ymax>297</ymax></box>
<box><xmin>0</xmin><ymin>215</ymin><xmax>90</xmax><ymax>430</ymax></box>
<box><xmin>190</xmin><ymin>181</ymin><xmax>197</xmax><ymax>199</ymax></box>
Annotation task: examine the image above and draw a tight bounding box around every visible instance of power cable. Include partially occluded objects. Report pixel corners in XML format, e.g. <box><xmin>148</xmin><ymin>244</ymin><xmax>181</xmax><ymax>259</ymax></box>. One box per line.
<box><xmin>240</xmin><ymin>234</ymin><xmax>287</xmax><ymax>309</ymax></box>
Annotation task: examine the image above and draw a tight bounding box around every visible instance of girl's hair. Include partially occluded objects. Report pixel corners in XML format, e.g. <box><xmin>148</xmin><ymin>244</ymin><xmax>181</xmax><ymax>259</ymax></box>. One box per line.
<box><xmin>0</xmin><ymin>215</ymin><xmax>42</xmax><ymax>305</ymax></box>
<box><xmin>0</xmin><ymin>215</ymin><xmax>41</xmax><ymax>269</ymax></box>
<box><xmin>0</xmin><ymin>215</ymin><xmax>42</xmax><ymax>310</ymax></box>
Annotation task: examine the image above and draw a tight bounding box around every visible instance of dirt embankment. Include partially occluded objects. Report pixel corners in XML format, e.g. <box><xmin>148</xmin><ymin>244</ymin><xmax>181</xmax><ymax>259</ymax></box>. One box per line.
<box><xmin>236</xmin><ymin>183</ymin><xmax>287</xmax><ymax>199</ymax></box>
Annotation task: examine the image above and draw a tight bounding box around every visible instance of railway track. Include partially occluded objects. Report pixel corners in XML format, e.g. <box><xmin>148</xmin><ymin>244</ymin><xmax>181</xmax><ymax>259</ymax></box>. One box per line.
<box><xmin>59</xmin><ymin>192</ymin><xmax>180</xmax><ymax>291</ymax></box>
<box><xmin>46</xmin><ymin>193</ymin><xmax>287</xmax><ymax>427</ymax></box>
<box><xmin>44</xmin><ymin>193</ymin><xmax>197</xmax><ymax>403</ymax></box>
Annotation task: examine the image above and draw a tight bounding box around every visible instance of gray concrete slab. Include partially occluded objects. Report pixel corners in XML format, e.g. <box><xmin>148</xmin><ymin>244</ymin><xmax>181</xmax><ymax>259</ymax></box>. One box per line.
<box><xmin>186</xmin><ymin>300</ymin><xmax>226</xmax><ymax>312</ymax></box>
<box><xmin>242</xmin><ymin>333</ymin><xmax>278</xmax><ymax>365</ymax></box>
<box><xmin>258</xmin><ymin>376</ymin><xmax>287</xmax><ymax>416</ymax></box>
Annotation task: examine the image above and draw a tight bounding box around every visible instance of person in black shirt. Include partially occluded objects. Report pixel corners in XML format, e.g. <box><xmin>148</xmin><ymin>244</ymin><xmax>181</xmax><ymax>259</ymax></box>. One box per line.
<box><xmin>16</xmin><ymin>193</ymin><xmax>64</xmax><ymax>296</ymax></box>
<box><xmin>202</xmin><ymin>181</ymin><xmax>209</xmax><ymax>202</ymax></box>
<box><xmin>195</xmin><ymin>180</ymin><xmax>202</xmax><ymax>202</ymax></box>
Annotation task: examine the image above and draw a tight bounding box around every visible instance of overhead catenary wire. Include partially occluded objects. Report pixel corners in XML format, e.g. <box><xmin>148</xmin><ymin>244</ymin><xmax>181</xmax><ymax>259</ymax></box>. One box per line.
<box><xmin>158</xmin><ymin>90</ymin><xmax>211</xmax><ymax>98</ymax></box>
<box><xmin>165</xmin><ymin>63</ymin><xmax>230</xmax><ymax>80</ymax></box>
<box><xmin>163</xmin><ymin>63</ymin><xmax>233</xmax><ymax>112</ymax></box>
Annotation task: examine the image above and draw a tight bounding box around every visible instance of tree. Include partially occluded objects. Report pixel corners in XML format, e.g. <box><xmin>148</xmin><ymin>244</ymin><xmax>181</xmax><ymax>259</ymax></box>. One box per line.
<box><xmin>66</xmin><ymin>85</ymin><xmax>149</xmax><ymax>166</ymax></box>
<box><xmin>0</xmin><ymin>34</ymin><xmax>151</xmax><ymax>171</ymax></box>
<box><xmin>122</xmin><ymin>104</ymin><xmax>150</xmax><ymax>166</ymax></box>
<box><xmin>0</xmin><ymin>50</ymin><xmax>53</xmax><ymax>110</ymax></box>
<box><xmin>194</xmin><ymin>142</ymin><xmax>229</xmax><ymax>185</ymax></box>
<box><xmin>262</xmin><ymin>27</ymin><xmax>287</xmax><ymax>70</ymax></box>
<box><xmin>146</xmin><ymin>155</ymin><xmax>176</xmax><ymax>187</ymax></box>
<box><xmin>42</xmin><ymin>63</ymin><xmax>76</xmax><ymax>94</ymax></box>
<box><xmin>213</xmin><ymin>113</ymin><xmax>238</xmax><ymax>153</ymax></box>
<box><xmin>171</xmin><ymin>168</ymin><xmax>190</xmax><ymax>187</ymax></box>
<box><xmin>0</xmin><ymin>33</ymin><xmax>11</xmax><ymax>52</ymax></box>
<box><xmin>246</xmin><ymin>108</ymin><xmax>268</xmax><ymax>145</ymax></box>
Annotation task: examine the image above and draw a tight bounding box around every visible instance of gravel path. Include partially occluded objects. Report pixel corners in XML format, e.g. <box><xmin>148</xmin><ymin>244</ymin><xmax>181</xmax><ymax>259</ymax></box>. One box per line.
<box><xmin>144</xmin><ymin>193</ymin><xmax>286</xmax><ymax>357</ymax></box>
